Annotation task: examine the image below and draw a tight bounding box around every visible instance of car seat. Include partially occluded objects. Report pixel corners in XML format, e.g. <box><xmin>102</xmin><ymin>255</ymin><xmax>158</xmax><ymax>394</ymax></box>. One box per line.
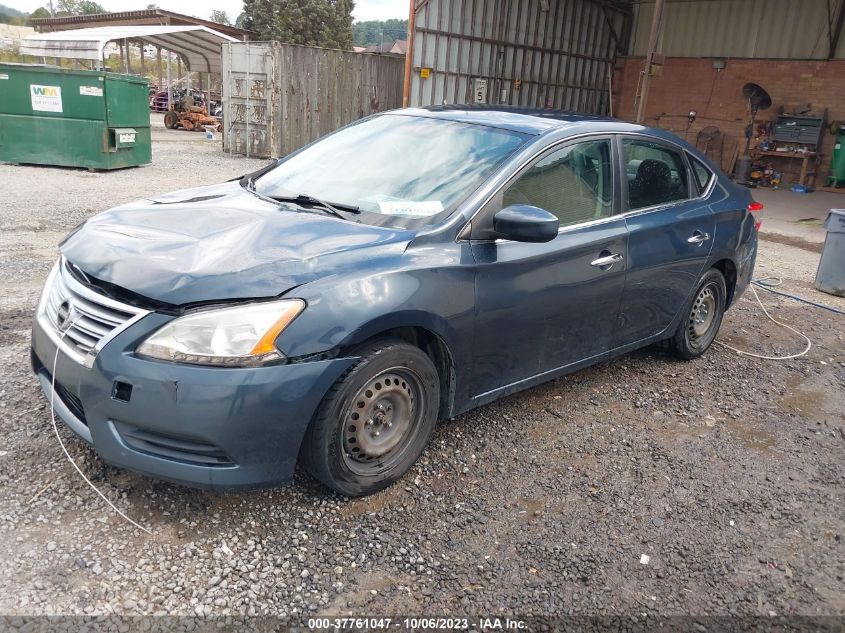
<box><xmin>631</xmin><ymin>159</ymin><xmax>674</xmax><ymax>208</ymax></box>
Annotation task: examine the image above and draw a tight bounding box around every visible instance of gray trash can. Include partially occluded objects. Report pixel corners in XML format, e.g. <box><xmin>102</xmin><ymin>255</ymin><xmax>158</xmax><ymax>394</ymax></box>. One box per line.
<box><xmin>815</xmin><ymin>209</ymin><xmax>845</xmax><ymax>297</ymax></box>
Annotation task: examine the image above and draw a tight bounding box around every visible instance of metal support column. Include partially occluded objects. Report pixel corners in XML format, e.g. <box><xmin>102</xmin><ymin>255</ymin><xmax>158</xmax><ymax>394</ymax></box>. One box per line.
<box><xmin>635</xmin><ymin>0</ymin><xmax>665</xmax><ymax>123</ymax></box>
<box><xmin>402</xmin><ymin>0</ymin><xmax>417</xmax><ymax>107</ymax></box>
<box><xmin>166</xmin><ymin>49</ymin><xmax>172</xmax><ymax>110</ymax></box>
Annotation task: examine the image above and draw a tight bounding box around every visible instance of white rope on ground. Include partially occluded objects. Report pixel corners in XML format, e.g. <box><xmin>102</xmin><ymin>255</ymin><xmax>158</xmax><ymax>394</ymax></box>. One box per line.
<box><xmin>49</xmin><ymin>326</ymin><xmax>152</xmax><ymax>535</ymax></box>
<box><xmin>715</xmin><ymin>283</ymin><xmax>812</xmax><ymax>361</ymax></box>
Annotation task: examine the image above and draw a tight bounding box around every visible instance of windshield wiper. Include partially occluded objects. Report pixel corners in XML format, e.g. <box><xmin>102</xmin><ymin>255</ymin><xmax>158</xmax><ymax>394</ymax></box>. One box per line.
<box><xmin>269</xmin><ymin>194</ymin><xmax>360</xmax><ymax>219</ymax></box>
<box><xmin>241</xmin><ymin>179</ymin><xmax>359</xmax><ymax>219</ymax></box>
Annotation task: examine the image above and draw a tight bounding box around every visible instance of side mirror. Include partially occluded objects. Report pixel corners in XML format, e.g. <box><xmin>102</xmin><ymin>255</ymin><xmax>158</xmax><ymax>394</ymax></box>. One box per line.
<box><xmin>493</xmin><ymin>205</ymin><xmax>559</xmax><ymax>243</ymax></box>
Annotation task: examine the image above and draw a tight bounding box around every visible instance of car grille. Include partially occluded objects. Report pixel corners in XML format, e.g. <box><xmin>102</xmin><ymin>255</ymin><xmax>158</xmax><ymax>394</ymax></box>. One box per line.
<box><xmin>114</xmin><ymin>422</ymin><xmax>235</xmax><ymax>467</ymax></box>
<box><xmin>39</xmin><ymin>259</ymin><xmax>149</xmax><ymax>366</ymax></box>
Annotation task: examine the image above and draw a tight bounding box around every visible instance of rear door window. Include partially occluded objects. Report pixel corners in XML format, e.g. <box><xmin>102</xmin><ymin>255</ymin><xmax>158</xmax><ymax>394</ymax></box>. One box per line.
<box><xmin>623</xmin><ymin>139</ymin><xmax>690</xmax><ymax>210</ymax></box>
<box><xmin>689</xmin><ymin>155</ymin><xmax>714</xmax><ymax>194</ymax></box>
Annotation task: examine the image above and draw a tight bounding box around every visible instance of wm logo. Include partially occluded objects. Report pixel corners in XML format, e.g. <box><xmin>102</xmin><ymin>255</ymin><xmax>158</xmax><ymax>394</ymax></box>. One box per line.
<box><xmin>31</xmin><ymin>86</ymin><xmax>59</xmax><ymax>96</ymax></box>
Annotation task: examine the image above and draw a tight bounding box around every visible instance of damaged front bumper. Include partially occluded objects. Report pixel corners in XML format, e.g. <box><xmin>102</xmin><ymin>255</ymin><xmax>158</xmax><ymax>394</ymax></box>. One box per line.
<box><xmin>31</xmin><ymin>305</ymin><xmax>354</xmax><ymax>490</ymax></box>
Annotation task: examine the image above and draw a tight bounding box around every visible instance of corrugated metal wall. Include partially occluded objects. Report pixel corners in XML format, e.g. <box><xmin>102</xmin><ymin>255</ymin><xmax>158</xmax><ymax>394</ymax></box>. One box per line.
<box><xmin>222</xmin><ymin>42</ymin><xmax>405</xmax><ymax>158</ymax></box>
<box><xmin>410</xmin><ymin>0</ymin><xmax>632</xmax><ymax>114</ymax></box>
<box><xmin>630</xmin><ymin>0</ymin><xmax>845</xmax><ymax>59</ymax></box>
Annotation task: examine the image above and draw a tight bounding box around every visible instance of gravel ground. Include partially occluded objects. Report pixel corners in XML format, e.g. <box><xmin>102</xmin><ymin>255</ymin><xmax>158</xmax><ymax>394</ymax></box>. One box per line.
<box><xmin>0</xmin><ymin>131</ymin><xmax>843</xmax><ymax>621</ymax></box>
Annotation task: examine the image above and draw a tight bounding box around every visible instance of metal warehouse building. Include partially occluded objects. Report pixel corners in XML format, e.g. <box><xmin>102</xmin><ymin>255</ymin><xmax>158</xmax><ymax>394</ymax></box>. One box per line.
<box><xmin>405</xmin><ymin>0</ymin><xmax>631</xmax><ymax>113</ymax></box>
<box><xmin>405</xmin><ymin>0</ymin><xmax>845</xmax><ymax>184</ymax></box>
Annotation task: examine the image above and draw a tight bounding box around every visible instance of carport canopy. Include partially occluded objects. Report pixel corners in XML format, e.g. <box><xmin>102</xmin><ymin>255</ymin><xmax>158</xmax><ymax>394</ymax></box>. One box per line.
<box><xmin>19</xmin><ymin>25</ymin><xmax>237</xmax><ymax>74</ymax></box>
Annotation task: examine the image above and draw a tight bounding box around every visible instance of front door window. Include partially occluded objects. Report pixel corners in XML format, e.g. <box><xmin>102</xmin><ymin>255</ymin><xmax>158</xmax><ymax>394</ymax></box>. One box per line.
<box><xmin>503</xmin><ymin>139</ymin><xmax>614</xmax><ymax>228</ymax></box>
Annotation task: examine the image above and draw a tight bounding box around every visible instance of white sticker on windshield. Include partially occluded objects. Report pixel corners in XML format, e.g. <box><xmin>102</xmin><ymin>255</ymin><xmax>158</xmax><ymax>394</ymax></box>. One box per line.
<box><xmin>378</xmin><ymin>200</ymin><xmax>444</xmax><ymax>217</ymax></box>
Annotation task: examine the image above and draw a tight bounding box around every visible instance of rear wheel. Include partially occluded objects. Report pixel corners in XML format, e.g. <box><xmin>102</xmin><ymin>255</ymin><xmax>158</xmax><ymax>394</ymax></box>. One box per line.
<box><xmin>300</xmin><ymin>339</ymin><xmax>439</xmax><ymax>497</ymax></box>
<box><xmin>667</xmin><ymin>268</ymin><xmax>726</xmax><ymax>360</ymax></box>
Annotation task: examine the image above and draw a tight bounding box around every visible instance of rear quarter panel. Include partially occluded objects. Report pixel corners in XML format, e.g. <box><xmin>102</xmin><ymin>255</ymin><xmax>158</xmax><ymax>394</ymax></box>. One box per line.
<box><xmin>707</xmin><ymin>177</ymin><xmax>757</xmax><ymax>306</ymax></box>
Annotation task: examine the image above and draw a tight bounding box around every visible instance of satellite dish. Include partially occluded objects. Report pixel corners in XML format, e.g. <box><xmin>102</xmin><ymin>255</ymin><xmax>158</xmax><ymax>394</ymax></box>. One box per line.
<box><xmin>742</xmin><ymin>83</ymin><xmax>772</xmax><ymax>111</ymax></box>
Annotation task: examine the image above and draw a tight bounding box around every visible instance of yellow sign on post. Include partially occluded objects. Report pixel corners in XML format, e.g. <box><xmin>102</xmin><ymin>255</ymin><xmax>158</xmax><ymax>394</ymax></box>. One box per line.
<box><xmin>419</xmin><ymin>68</ymin><xmax>431</xmax><ymax>79</ymax></box>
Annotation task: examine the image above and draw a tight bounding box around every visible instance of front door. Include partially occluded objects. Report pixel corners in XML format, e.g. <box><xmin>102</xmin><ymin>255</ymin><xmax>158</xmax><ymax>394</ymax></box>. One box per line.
<box><xmin>616</xmin><ymin>137</ymin><xmax>716</xmax><ymax>345</ymax></box>
<box><xmin>470</xmin><ymin>137</ymin><xmax>628</xmax><ymax>399</ymax></box>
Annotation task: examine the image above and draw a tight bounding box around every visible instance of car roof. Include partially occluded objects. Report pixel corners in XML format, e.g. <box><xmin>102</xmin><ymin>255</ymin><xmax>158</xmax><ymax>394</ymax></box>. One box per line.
<box><xmin>388</xmin><ymin>104</ymin><xmax>639</xmax><ymax>135</ymax></box>
<box><xmin>381</xmin><ymin>106</ymin><xmax>713</xmax><ymax>170</ymax></box>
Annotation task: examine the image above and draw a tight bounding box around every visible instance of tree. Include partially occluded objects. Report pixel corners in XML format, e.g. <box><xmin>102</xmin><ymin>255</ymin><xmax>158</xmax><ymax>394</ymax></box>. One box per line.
<box><xmin>242</xmin><ymin>0</ymin><xmax>355</xmax><ymax>49</ymax></box>
<box><xmin>352</xmin><ymin>18</ymin><xmax>407</xmax><ymax>47</ymax></box>
<box><xmin>78</xmin><ymin>0</ymin><xmax>105</xmax><ymax>13</ymax></box>
<box><xmin>55</xmin><ymin>0</ymin><xmax>106</xmax><ymax>16</ymax></box>
<box><xmin>29</xmin><ymin>6</ymin><xmax>51</xmax><ymax>21</ymax></box>
<box><xmin>209</xmin><ymin>9</ymin><xmax>231</xmax><ymax>25</ymax></box>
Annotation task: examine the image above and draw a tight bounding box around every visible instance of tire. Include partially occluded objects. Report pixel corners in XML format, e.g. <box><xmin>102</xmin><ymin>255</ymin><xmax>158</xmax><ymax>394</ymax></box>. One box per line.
<box><xmin>667</xmin><ymin>268</ymin><xmax>727</xmax><ymax>360</ymax></box>
<box><xmin>300</xmin><ymin>339</ymin><xmax>440</xmax><ymax>497</ymax></box>
<box><xmin>163</xmin><ymin>111</ymin><xmax>178</xmax><ymax>129</ymax></box>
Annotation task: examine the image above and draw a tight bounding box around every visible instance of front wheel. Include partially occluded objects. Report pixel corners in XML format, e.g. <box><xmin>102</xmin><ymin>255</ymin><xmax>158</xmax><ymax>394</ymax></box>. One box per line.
<box><xmin>667</xmin><ymin>268</ymin><xmax>727</xmax><ymax>360</ymax></box>
<box><xmin>163</xmin><ymin>110</ymin><xmax>179</xmax><ymax>129</ymax></box>
<box><xmin>300</xmin><ymin>339</ymin><xmax>440</xmax><ymax>497</ymax></box>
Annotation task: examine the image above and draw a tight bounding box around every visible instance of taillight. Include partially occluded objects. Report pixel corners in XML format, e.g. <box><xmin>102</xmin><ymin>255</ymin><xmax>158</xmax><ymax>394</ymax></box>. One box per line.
<box><xmin>748</xmin><ymin>201</ymin><xmax>764</xmax><ymax>231</ymax></box>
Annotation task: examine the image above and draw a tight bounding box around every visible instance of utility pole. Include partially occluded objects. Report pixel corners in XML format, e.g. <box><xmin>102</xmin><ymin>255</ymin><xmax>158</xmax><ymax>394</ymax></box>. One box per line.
<box><xmin>401</xmin><ymin>0</ymin><xmax>416</xmax><ymax>107</ymax></box>
<box><xmin>635</xmin><ymin>0</ymin><xmax>665</xmax><ymax>124</ymax></box>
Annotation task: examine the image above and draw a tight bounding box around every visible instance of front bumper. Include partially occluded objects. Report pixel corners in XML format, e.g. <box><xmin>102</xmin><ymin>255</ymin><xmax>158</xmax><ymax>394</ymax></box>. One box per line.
<box><xmin>31</xmin><ymin>312</ymin><xmax>354</xmax><ymax>489</ymax></box>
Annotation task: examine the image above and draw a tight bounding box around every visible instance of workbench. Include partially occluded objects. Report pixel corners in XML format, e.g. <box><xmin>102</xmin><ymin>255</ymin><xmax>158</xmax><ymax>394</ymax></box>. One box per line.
<box><xmin>754</xmin><ymin>150</ymin><xmax>818</xmax><ymax>187</ymax></box>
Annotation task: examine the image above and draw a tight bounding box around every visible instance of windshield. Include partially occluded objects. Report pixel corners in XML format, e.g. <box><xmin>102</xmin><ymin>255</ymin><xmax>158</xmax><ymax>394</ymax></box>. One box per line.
<box><xmin>254</xmin><ymin>114</ymin><xmax>530</xmax><ymax>228</ymax></box>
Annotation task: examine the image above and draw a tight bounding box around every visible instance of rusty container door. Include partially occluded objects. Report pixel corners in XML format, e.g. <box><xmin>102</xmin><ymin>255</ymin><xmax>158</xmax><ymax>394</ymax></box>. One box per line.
<box><xmin>222</xmin><ymin>41</ymin><xmax>276</xmax><ymax>159</ymax></box>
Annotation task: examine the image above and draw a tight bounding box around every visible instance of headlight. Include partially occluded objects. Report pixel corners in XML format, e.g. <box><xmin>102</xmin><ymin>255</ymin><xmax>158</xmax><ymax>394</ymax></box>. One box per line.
<box><xmin>136</xmin><ymin>299</ymin><xmax>305</xmax><ymax>367</ymax></box>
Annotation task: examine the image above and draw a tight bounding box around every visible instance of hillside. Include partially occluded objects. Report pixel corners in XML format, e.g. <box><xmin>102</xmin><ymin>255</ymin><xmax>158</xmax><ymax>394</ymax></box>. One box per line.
<box><xmin>0</xmin><ymin>3</ymin><xmax>25</xmax><ymax>17</ymax></box>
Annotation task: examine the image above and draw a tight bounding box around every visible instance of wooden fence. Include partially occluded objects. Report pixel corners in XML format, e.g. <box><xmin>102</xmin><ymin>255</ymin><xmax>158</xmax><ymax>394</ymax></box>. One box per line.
<box><xmin>222</xmin><ymin>41</ymin><xmax>405</xmax><ymax>159</ymax></box>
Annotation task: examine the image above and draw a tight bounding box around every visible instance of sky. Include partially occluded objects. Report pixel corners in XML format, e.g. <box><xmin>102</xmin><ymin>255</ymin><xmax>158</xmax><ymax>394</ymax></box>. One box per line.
<box><xmin>7</xmin><ymin>0</ymin><xmax>409</xmax><ymax>23</ymax></box>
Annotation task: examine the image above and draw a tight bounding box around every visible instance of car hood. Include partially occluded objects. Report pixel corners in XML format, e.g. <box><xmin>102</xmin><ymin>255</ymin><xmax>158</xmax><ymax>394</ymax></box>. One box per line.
<box><xmin>60</xmin><ymin>181</ymin><xmax>415</xmax><ymax>305</ymax></box>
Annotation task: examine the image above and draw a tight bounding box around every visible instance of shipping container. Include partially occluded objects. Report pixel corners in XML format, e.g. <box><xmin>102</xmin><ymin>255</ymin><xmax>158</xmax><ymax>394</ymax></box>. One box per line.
<box><xmin>221</xmin><ymin>42</ymin><xmax>405</xmax><ymax>159</ymax></box>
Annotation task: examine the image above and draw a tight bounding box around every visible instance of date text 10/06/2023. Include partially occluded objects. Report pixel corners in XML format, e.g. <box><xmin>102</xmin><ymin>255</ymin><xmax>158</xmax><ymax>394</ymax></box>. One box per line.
<box><xmin>307</xmin><ymin>617</ymin><xmax>527</xmax><ymax>630</ymax></box>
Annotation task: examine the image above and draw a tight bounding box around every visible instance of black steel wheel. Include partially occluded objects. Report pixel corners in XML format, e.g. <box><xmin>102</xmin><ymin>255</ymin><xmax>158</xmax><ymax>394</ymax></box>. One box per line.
<box><xmin>667</xmin><ymin>268</ymin><xmax>727</xmax><ymax>360</ymax></box>
<box><xmin>300</xmin><ymin>339</ymin><xmax>439</xmax><ymax>497</ymax></box>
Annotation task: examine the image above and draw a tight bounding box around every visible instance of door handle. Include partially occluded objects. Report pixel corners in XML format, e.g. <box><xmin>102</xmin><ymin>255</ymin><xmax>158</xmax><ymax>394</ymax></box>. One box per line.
<box><xmin>687</xmin><ymin>231</ymin><xmax>710</xmax><ymax>244</ymax></box>
<box><xmin>590</xmin><ymin>253</ymin><xmax>624</xmax><ymax>268</ymax></box>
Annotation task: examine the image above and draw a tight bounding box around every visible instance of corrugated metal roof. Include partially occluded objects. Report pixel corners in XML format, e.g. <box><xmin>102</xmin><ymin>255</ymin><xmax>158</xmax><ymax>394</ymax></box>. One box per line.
<box><xmin>630</xmin><ymin>0</ymin><xmax>845</xmax><ymax>59</ymax></box>
<box><xmin>20</xmin><ymin>26</ymin><xmax>237</xmax><ymax>74</ymax></box>
<box><xmin>30</xmin><ymin>9</ymin><xmax>252</xmax><ymax>41</ymax></box>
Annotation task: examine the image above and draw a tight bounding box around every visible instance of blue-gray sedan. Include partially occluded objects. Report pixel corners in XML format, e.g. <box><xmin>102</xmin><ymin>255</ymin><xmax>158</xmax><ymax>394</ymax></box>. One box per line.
<box><xmin>31</xmin><ymin>106</ymin><xmax>760</xmax><ymax>496</ymax></box>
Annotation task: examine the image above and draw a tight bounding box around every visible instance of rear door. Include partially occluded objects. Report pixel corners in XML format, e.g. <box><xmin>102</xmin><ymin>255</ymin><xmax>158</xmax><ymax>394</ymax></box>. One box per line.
<box><xmin>615</xmin><ymin>136</ymin><xmax>716</xmax><ymax>346</ymax></box>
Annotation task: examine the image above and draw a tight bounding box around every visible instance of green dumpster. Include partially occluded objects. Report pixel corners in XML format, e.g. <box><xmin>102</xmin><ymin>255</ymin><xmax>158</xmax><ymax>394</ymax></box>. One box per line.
<box><xmin>0</xmin><ymin>63</ymin><xmax>151</xmax><ymax>170</ymax></box>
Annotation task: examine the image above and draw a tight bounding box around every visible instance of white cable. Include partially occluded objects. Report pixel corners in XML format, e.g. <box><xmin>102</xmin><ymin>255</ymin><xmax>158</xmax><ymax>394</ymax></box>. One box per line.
<box><xmin>715</xmin><ymin>284</ymin><xmax>812</xmax><ymax>361</ymax></box>
<box><xmin>49</xmin><ymin>326</ymin><xmax>152</xmax><ymax>535</ymax></box>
